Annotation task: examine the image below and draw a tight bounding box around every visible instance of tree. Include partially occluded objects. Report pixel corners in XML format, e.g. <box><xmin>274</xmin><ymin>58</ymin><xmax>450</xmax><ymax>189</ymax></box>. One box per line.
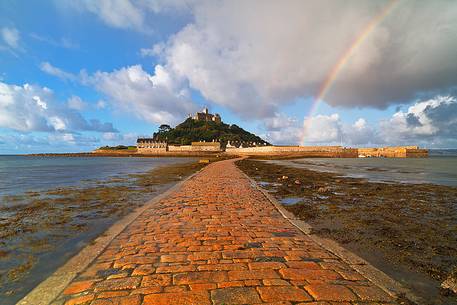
<box><xmin>158</xmin><ymin>124</ymin><xmax>172</xmax><ymax>133</ymax></box>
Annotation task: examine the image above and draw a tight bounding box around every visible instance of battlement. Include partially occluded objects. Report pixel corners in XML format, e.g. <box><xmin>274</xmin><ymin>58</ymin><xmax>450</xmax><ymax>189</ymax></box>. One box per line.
<box><xmin>190</xmin><ymin>107</ymin><xmax>221</xmax><ymax>123</ymax></box>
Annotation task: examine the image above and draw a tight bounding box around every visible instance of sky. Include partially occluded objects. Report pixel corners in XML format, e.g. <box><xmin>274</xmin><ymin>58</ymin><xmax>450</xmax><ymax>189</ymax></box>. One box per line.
<box><xmin>1</xmin><ymin>0</ymin><xmax>457</xmax><ymax>154</ymax></box>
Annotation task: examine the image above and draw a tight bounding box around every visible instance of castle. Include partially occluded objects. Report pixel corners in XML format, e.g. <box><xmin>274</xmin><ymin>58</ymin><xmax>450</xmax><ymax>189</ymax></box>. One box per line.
<box><xmin>190</xmin><ymin>107</ymin><xmax>221</xmax><ymax>123</ymax></box>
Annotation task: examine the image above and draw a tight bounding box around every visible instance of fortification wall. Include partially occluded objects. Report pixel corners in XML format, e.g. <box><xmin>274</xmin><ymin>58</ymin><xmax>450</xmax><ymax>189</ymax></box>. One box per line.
<box><xmin>168</xmin><ymin>145</ymin><xmax>193</xmax><ymax>152</ymax></box>
<box><xmin>226</xmin><ymin>146</ymin><xmax>358</xmax><ymax>158</ymax></box>
<box><xmin>136</xmin><ymin>147</ymin><xmax>167</xmax><ymax>154</ymax></box>
<box><xmin>168</xmin><ymin>143</ymin><xmax>221</xmax><ymax>152</ymax></box>
<box><xmin>405</xmin><ymin>149</ymin><xmax>428</xmax><ymax>158</ymax></box>
<box><xmin>357</xmin><ymin>147</ymin><xmax>428</xmax><ymax>158</ymax></box>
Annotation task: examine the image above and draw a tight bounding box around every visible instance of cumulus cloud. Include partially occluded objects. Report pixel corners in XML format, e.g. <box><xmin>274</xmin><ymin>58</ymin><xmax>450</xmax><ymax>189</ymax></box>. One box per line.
<box><xmin>342</xmin><ymin>118</ymin><xmax>381</xmax><ymax>145</ymax></box>
<box><xmin>302</xmin><ymin>114</ymin><xmax>342</xmax><ymax>144</ymax></box>
<box><xmin>0</xmin><ymin>81</ymin><xmax>118</xmax><ymax>133</ymax></box>
<box><xmin>136</xmin><ymin>0</ymin><xmax>457</xmax><ymax>117</ymax></box>
<box><xmin>263</xmin><ymin>113</ymin><xmax>303</xmax><ymax>144</ymax></box>
<box><xmin>88</xmin><ymin>65</ymin><xmax>197</xmax><ymax>124</ymax></box>
<box><xmin>102</xmin><ymin>131</ymin><xmax>137</xmax><ymax>143</ymax></box>
<box><xmin>37</xmin><ymin>61</ymin><xmax>198</xmax><ymax>124</ymax></box>
<box><xmin>297</xmin><ymin>96</ymin><xmax>457</xmax><ymax>147</ymax></box>
<box><xmin>48</xmin><ymin>1</ymin><xmax>457</xmax><ymax>146</ymax></box>
<box><xmin>380</xmin><ymin>96</ymin><xmax>457</xmax><ymax>146</ymax></box>
<box><xmin>301</xmin><ymin>113</ymin><xmax>382</xmax><ymax>146</ymax></box>
<box><xmin>67</xmin><ymin>95</ymin><xmax>87</xmax><ymax>110</ymax></box>
<box><xmin>300</xmin><ymin>113</ymin><xmax>381</xmax><ymax>146</ymax></box>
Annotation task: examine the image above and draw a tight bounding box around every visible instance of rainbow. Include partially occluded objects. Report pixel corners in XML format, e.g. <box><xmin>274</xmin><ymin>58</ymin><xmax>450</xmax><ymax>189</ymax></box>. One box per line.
<box><xmin>301</xmin><ymin>0</ymin><xmax>399</xmax><ymax>145</ymax></box>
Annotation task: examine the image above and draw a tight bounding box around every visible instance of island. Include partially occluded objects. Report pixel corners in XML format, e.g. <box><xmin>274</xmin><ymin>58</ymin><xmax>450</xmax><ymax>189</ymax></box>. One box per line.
<box><xmin>93</xmin><ymin>108</ymin><xmax>428</xmax><ymax>158</ymax></box>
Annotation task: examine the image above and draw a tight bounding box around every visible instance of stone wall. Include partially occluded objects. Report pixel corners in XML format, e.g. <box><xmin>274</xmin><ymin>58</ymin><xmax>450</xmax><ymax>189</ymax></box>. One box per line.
<box><xmin>168</xmin><ymin>145</ymin><xmax>193</xmax><ymax>152</ymax></box>
<box><xmin>358</xmin><ymin>147</ymin><xmax>428</xmax><ymax>158</ymax></box>
<box><xmin>136</xmin><ymin>147</ymin><xmax>168</xmax><ymax>154</ymax></box>
<box><xmin>190</xmin><ymin>142</ymin><xmax>221</xmax><ymax>152</ymax></box>
<box><xmin>226</xmin><ymin>146</ymin><xmax>358</xmax><ymax>158</ymax></box>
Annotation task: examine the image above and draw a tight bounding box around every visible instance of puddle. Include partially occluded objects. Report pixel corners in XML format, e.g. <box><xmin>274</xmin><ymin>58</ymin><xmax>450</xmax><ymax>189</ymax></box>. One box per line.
<box><xmin>280</xmin><ymin>197</ymin><xmax>302</xmax><ymax>205</ymax></box>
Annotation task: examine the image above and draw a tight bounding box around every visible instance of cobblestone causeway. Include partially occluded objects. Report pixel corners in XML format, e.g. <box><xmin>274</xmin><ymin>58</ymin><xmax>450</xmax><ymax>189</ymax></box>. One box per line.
<box><xmin>55</xmin><ymin>159</ymin><xmax>397</xmax><ymax>305</ymax></box>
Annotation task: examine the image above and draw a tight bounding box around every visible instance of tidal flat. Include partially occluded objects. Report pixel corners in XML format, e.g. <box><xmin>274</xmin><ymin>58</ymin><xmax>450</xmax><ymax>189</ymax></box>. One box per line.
<box><xmin>237</xmin><ymin>159</ymin><xmax>457</xmax><ymax>305</ymax></box>
<box><xmin>0</xmin><ymin>159</ymin><xmax>208</xmax><ymax>304</ymax></box>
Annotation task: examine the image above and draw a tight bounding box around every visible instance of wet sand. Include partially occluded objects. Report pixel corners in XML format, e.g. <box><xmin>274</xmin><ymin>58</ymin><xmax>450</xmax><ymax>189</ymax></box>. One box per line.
<box><xmin>236</xmin><ymin>159</ymin><xmax>457</xmax><ymax>305</ymax></box>
<box><xmin>0</xmin><ymin>158</ymin><xmax>217</xmax><ymax>304</ymax></box>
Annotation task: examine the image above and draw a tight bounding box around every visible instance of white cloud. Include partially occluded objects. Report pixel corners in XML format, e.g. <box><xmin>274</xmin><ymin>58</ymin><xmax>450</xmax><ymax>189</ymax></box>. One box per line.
<box><xmin>380</xmin><ymin>96</ymin><xmax>457</xmax><ymax>146</ymax></box>
<box><xmin>342</xmin><ymin>118</ymin><xmax>381</xmax><ymax>145</ymax></box>
<box><xmin>40</xmin><ymin>62</ymin><xmax>77</xmax><ymax>82</ymax></box>
<box><xmin>88</xmin><ymin>64</ymin><xmax>197</xmax><ymax>124</ymax></box>
<box><xmin>302</xmin><ymin>114</ymin><xmax>342</xmax><ymax>144</ymax></box>
<box><xmin>263</xmin><ymin>113</ymin><xmax>303</xmax><ymax>144</ymax></box>
<box><xmin>67</xmin><ymin>95</ymin><xmax>87</xmax><ymax>110</ymax></box>
<box><xmin>141</xmin><ymin>0</ymin><xmax>457</xmax><ymax>117</ymax></box>
<box><xmin>96</xmin><ymin>100</ymin><xmax>107</xmax><ymax>109</ymax></box>
<box><xmin>1</xmin><ymin>27</ymin><xmax>20</xmax><ymax>49</ymax></box>
<box><xmin>297</xmin><ymin>96</ymin><xmax>457</xmax><ymax>147</ymax></box>
<box><xmin>102</xmin><ymin>131</ymin><xmax>137</xmax><ymax>143</ymax></box>
<box><xmin>72</xmin><ymin>0</ymin><xmax>146</xmax><ymax>31</ymax></box>
<box><xmin>0</xmin><ymin>81</ymin><xmax>118</xmax><ymax>133</ymax></box>
<box><xmin>46</xmin><ymin>1</ymin><xmax>457</xmax><ymax>147</ymax></box>
<box><xmin>264</xmin><ymin>113</ymin><xmax>379</xmax><ymax>146</ymax></box>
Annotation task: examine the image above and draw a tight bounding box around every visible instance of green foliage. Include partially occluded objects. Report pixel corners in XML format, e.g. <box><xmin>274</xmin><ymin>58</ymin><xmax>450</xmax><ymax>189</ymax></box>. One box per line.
<box><xmin>98</xmin><ymin>145</ymin><xmax>137</xmax><ymax>150</ymax></box>
<box><xmin>152</xmin><ymin>118</ymin><xmax>269</xmax><ymax>145</ymax></box>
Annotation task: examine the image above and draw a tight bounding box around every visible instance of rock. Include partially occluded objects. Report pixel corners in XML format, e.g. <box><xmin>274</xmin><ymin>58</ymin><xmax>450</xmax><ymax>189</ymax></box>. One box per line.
<box><xmin>294</xmin><ymin>179</ymin><xmax>301</xmax><ymax>185</ymax></box>
<box><xmin>317</xmin><ymin>186</ymin><xmax>330</xmax><ymax>193</ymax></box>
<box><xmin>441</xmin><ymin>268</ymin><xmax>457</xmax><ymax>295</ymax></box>
<box><xmin>282</xmin><ymin>175</ymin><xmax>288</xmax><ymax>180</ymax></box>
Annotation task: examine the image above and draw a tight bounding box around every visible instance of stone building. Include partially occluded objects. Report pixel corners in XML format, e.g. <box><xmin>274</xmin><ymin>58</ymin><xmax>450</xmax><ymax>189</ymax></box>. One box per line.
<box><xmin>191</xmin><ymin>107</ymin><xmax>221</xmax><ymax>123</ymax></box>
<box><xmin>136</xmin><ymin>138</ymin><xmax>167</xmax><ymax>149</ymax></box>
<box><xmin>136</xmin><ymin>138</ymin><xmax>222</xmax><ymax>154</ymax></box>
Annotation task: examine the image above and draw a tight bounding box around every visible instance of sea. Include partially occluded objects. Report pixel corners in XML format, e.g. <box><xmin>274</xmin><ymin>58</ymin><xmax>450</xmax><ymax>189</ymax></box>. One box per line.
<box><xmin>269</xmin><ymin>149</ymin><xmax>457</xmax><ymax>187</ymax></box>
<box><xmin>0</xmin><ymin>155</ymin><xmax>194</xmax><ymax>304</ymax></box>
<box><xmin>0</xmin><ymin>155</ymin><xmax>192</xmax><ymax>196</ymax></box>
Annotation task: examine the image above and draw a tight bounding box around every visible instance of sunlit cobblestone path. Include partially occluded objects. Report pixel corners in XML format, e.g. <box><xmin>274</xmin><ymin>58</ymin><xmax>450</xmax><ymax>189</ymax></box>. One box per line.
<box><xmin>56</xmin><ymin>159</ymin><xmax>396</xmax><ymax>305</ymax></box>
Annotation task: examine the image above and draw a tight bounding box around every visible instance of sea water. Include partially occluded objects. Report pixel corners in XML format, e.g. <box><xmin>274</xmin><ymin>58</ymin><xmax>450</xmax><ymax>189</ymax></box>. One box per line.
<box><xmin>270</xmin><ymin>149</ymin><xmax>457</xmax><ymax>186</ymax></box>
<box><xmin>0</xmin><ymin>155</ymin><xmax>191</xmax><ymax>196</ymax></box>
<box><xmin>0</xmin><ymin>155</ymin><xmax>194</xmax><ymax>304</ymax></box>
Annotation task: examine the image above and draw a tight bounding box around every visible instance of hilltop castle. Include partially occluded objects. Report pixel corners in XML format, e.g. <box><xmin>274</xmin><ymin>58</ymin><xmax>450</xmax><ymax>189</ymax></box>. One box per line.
<box><xmin>190</xmin><ymin>107</ymin><xmax>221</xmax><ymax>123</ymax></box>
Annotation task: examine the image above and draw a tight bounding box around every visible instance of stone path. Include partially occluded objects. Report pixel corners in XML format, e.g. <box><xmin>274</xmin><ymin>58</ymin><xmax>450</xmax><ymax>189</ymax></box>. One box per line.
<box><xmin>55</xmin><ymin>159</ymin><xmax>396</xmax><ymax>305</ymax></box>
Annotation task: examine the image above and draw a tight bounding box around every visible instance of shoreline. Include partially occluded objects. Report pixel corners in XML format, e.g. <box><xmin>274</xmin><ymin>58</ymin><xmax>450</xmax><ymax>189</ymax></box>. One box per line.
<box><xmin>236</xmin><ymin>158</ymin><xmax>457</xmax><ymax>305</ymax></box>
<box><xmin>0</xmin><ymin>158</ymin><xmax>213</xmax><ymax>305</ymax></box>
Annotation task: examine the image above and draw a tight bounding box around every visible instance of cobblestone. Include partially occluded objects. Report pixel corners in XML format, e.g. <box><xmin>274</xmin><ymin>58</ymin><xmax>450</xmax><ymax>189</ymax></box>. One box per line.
<box><xmin>56</xmin><ymin>159</ymin><xmax>396</xmax><ymax>304</ymax></box>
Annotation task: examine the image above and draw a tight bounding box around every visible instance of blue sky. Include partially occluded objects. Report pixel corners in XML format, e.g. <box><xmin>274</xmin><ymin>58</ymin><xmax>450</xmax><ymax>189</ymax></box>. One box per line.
<box><xmin>1</xmin><ymin>0</ymin><xmax>457</xmax><ymax>153</ymax></box>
